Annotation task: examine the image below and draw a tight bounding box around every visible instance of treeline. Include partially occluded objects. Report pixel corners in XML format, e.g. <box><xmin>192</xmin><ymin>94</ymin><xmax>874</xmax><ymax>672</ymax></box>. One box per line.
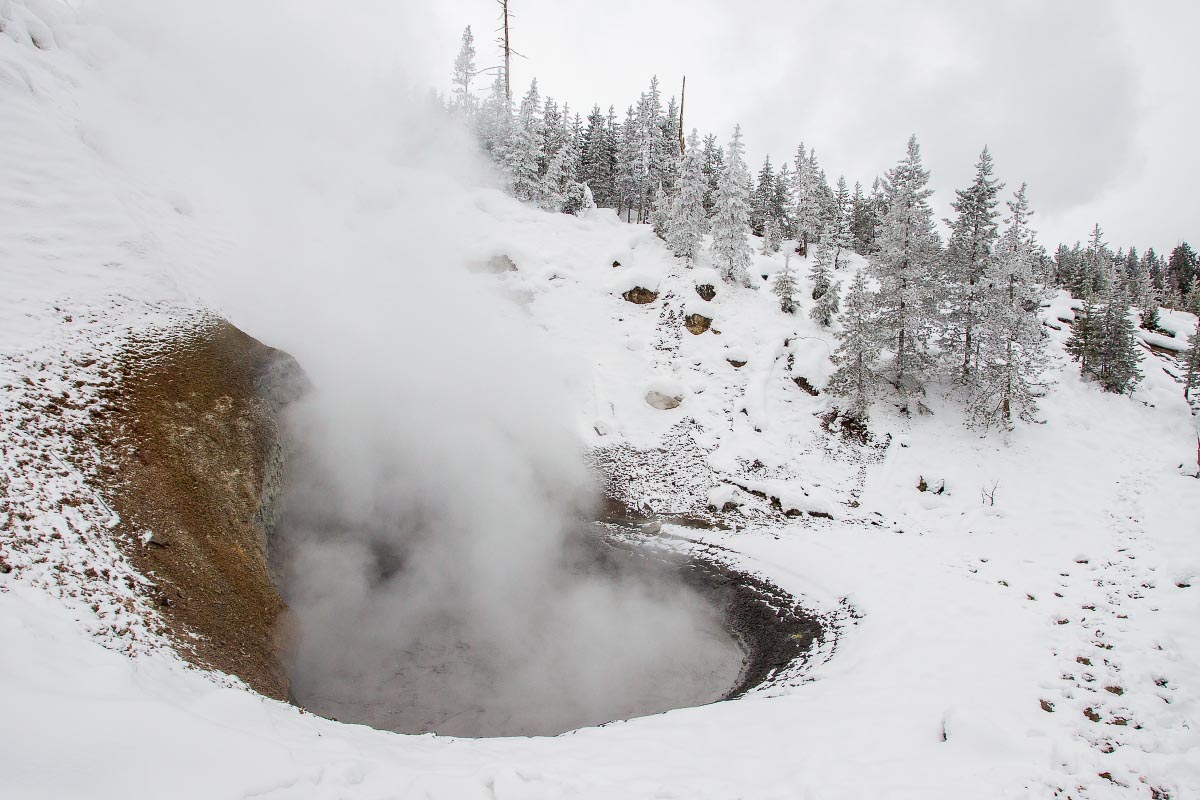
<box><xmin>446</xmin><ymin>25</ymin><xmax>1200</xmax><ymax>430</ymax></box>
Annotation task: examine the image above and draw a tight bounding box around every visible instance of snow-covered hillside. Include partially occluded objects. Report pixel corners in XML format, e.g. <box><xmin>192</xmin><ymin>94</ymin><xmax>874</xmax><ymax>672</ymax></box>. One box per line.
<box><xmin>2</xmin><ymin>3</ymin><xmax>1198</xmax><ymax>799</ymax></box>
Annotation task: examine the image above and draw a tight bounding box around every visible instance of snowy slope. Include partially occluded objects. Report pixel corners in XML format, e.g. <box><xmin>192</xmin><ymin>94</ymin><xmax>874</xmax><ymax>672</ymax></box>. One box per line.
<box><xmin>3</xmin><ymin>3</ymin><xmax>1200</xmax><ymax>799</ymax></box>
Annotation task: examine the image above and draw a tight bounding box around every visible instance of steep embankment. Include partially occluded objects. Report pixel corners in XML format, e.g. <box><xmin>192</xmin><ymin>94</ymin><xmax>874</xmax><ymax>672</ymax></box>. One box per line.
<box><xmin>102</xmin><ymin>319</ymin><xmax>303</xmax><ymax>700</ymax></box>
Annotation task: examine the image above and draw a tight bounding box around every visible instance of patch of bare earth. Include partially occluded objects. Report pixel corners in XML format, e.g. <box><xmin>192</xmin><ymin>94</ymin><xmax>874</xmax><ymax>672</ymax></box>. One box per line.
<box><xmin>99</xmin><ymin>318</ymin><xmax>302</xmax><ymax>700</ymax></box>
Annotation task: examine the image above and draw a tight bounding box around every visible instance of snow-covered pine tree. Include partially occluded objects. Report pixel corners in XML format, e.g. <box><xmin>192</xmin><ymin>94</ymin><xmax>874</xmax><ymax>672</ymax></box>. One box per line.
<box><xmin>762</xmin><ymin>219</ymin><xmax>782</xmax><ymax>255</ymax></box>
<box><xmin>539</xmin><ymin>145</ymin><xmax>566</xmax><ymax>212</ymax></box>
<box><xmin>579</xmin><ymin>183</ymin><xmax>597</xmax><ymax>212</ymax></box>
<box><xmin>772</xmin><ymin>252</ymin><xmax>797</xmax><ymax>313</ymax></box>
<box><xmin>710</xmin><ymin>125</ymin><xmax>753</xmax><ymax>286</ymax></box>
<box><xmin>659</xmin><ymin>95</ymin><xmax>682</xmax><ymax>191</ymax></box>
<box><xmin>966</xmin><ymin>183</ymin><xmax>1049</xmax><ymax>428</ymax></box>
<box><xmin>830</xmin><ymin>175</ymin><xmax>853</xmax><ymax>270</ymax></box>
<box><xmin>541</xmin><ymin>96</ymin><xmax>565</xmax><ymax>174</ymax></box>
<box><xmin>870</xmin><ymin>135</ymin><xmax>942</xmax><ymax>398</ymax></box>
<box><xmin>1183</xmin><ymin>319</ymin><xmax>1200</xmax><ymax>401</ymax></box>
<box><xmin>943</xmin><ymin>146</ymin><xmax>1003</xmax><ymax>385</ymax></box>
<box><xmin>774</xmin><ymin>163</ymin><xmax>795</xmax><ymax>239</ymax></box>
<box><xmin>649</xmin><ymin>181</ymin><xmax>670</xmax><ymax>238</ymax></box>
<box><xmin>809</xmin><ymin>240</ymin><xmax>833</xmax><ymax>299</ymax></box>
<box><xmin>826</xmin><ymin>270</ymin><xmax>881</xmax><ymax>422</ymax></box>
<box><xmin>665</xmin><ymin>129</ymin><xmax>708</xmax><ymax>262</ymax></box>
<box><xmin>1073</xmin><ymin>224</ymin><xmax>1112</xmax><ymax>299</ymax></box>
<box><xmin>1168</xmin><ymin>243</ymin><xmax>1198</xmax><ymax>306</ymax></box>
<box><xmin>499</xmin><ymin>80</ymin><xmax>544</xmax><ymax>203</ymax></box>
<box><xmin>477</xmin><ymin>71</ymin><xmax>512</xmax><ymax>157</ymax></box>
<box><xmin>451</xmin><ymin>26</ymin><xmax>477</xmax><ymax>113</ymax></box>
<box><xmin>810</xmin><ymin>272</ymin><xmax>841</xmax><ymax>327</ymax></box>
<box><xmin>1130</xmin><ymin>249</ymin><xmax>1160</xmax><ymax>330</ymax></box>
<box><xmin>809</xmin><ymin>150</ymin><xmax>835</xmax><ymax>243</ymax></box>
<box><xmin>793</xmin><ymin>143</ymin><xmax>820</xmax><ymax>255</ymax></box>
<box><xmin>1094</xmin><ymin>280</ymin><xmax>1143</xmax><ymax>394</ymax></box>
<box><xmin>633</xmin><ymin>77</ymin><xmax>666</xmax><ymax>222</ymax></box>
<box><xmin>850</xmin><ymin>181</ymin><xmax>878</xmax><ymax>255</ymax></box>
<box><xmin>1065</xmin><ymin>295</ymin><xmax>1102</xmax><ymax>378</ymax></box>
<box><xmin>701</xmin><ymin>133</ymin><xmax>724</xmax><ymax>216</ymax></box>
<box><xmin>614</xmin><ymin>105</ymin><xmax>640</xmax><ymax>221</ymax></box>
<box><xmin>579</xmin><ymin>106</ymin><xmax>612</xmax><ymax>206</ymax></box>
<box><xmin>750</xmin><ymin>156</ymin><xmax>775</xmax><ymax>236</ymax></box>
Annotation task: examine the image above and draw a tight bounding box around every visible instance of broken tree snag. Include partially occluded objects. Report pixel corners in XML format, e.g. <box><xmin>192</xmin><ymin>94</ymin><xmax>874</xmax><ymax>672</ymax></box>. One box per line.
<box><xmin>678</xmin><ymin>75</ymin><xmax>687</xmax><ymax>155</ymax></box>
<box><xmin>499</xmin><ymin>0</ymin><xmax>512</xmax><ymax>102</ymax></box>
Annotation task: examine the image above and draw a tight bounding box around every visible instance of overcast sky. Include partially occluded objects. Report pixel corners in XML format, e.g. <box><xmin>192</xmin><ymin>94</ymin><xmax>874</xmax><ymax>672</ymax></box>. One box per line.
<box><xmin>420</xmin><ymin>1</ymin><xmax>1198</xmax><ymax>253</ymax></box>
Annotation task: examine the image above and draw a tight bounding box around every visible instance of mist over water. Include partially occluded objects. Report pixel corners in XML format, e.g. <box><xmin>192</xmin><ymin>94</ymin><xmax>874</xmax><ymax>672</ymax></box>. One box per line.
<box><xmin>75</xmin><ymin>0</ymin><xmax>747</xmax><ymax>735</ymax></box>
<box><xmin>274</xmin><ymin>396</ymin><xmax>745</xmax><ymax>736</ymax></box>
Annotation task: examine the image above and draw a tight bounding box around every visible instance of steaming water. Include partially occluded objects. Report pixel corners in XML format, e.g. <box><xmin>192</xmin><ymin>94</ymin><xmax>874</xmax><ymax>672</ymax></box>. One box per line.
<box><xmin>275</xmin><ymin>518</ymin><xmax>747</xmax><ymax>738</ymax></box>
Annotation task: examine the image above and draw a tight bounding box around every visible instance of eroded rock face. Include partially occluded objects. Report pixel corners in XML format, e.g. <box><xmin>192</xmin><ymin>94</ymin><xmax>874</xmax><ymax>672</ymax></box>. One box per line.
<box><xmin>623</xmin><ymin>287</ymin><xmax>659</xmax><ymax>304</ymax></box>
<box><xmin>695</xmin><ymin>284</ymin><xmax>716</xmax><ymax>301</ymax></box>
<box><xmin>645</xmin><ymin>390</ymin><xmax>683</xmax><ymax>410</ymax></box>
<box><xmin>684</xmin><ymin>313</ymin><xmax>712</xmax><ymax>335</ymax></box>
<box><xmin>102</xmin><ymin>319</ymin><xmax>305</xmax><ymax>700</ymax></box>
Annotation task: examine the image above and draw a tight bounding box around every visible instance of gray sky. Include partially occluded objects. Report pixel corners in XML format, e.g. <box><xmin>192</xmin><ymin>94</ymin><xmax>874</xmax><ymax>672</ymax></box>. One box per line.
<box><xmin>424</xmin><ymin>0</ymin><xmax>1198</xmax><ymax>253</ymax></box>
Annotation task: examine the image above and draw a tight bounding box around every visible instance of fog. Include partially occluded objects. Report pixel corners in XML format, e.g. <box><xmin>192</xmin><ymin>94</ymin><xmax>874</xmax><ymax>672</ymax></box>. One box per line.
<box><xmin>73</xmin><ymin>0</ymin><xmax>745</xmax><ymax>734</ymax></box>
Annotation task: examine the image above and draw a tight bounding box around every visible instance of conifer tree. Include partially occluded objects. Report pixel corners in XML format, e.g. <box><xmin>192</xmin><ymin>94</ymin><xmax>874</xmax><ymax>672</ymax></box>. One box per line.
<box><xmin>1065</xmin><ymin>295</ymin><xmax>1102</xmax><ymax>379</ymax></box>
<box><xmin>774</xmin><ymin>163</ymin><xmax>795</xmax><ymax>239</ymax></box>
<box><xmin>809</xmin><ymin>240</ymin><xmax>834</xmax><ymax>300</ymax></box>
<box><xmin>477</xmin><ymin>71</ymin><xmax>512</xmax><ymax>157</ymax></box>
<box><xmin>710</xmin><ymin>125</ymin><xmax>753</xmax><ymax>286</ymax></box>
<box><xmin>850</xmin><ymin>181</ymin><xmax>879</xmax><ymax>255</ymax></box>
<box><xmin>762</xmin><ymin>219</ymin><xmax>782</xmax><ymax>255</ymax></box>
<box><xmin>649</xmin><ymin>181</ymin><xmax>670</xmax><ymax>238</ymax></box>
<box><xmin>500</xmin><ymin>80</ymin><xmax>544</xmax><ymax>203</ymax></box>
<box><xmin>751</xmin><ymin>156</ymin><xmax>776</xmax><ymax>236</ymax></box>
<box><xmin>1094</xmin><ymin>281</ymin><xmax>1143</xmax><ymax>394</ymax></box>
<box><xmin>1168</xmin><ymin>243</ymin><xmax>1198</xmax><ymax>303</ymax></box>
<box><xmin>966</xmin><ymin>184</ymin><xmax>1048</xmax><ymax>428</ymax></box>
<box><xmin>1074</xmin><ymin>224</ymin><xmax>1112</xmax><ymax>299</ymax></box>
<box><xmin>451</xmin><ymin>26</ymin><xmax>478</xmax><ymax>112</ymax></box>
<box><xmin>812</xmin><ymin>277</ymin><xmax>841</xmax><ymax>328</ymax></box>
<box><xmin>826</xmin><ymin>270</ymin><xmax>881</xmax><ymax>422</ymax></box>
<box><xmin>701</xmin><ymin>133</ymin><xmax>724</xmax><ymax>216</ymax></box>
<box><xmin>870</xmin><ymin>135</ymin><xmax>942</xmax><ymax>398</ymax></box>
<box><xmin>1130</xmin><ymin>250</ymin><xmax>1160</xmax><ymax>330</ymax></box>
<box><xmin>614</xmin><ymin>105</ymin><xmax>640</xmax><ymax>221</ymax></box>
<box><xmin>830</xmin><ymin>175</ymin><xmax>853</xmax><ymax>269</ymax></box>
<box><xmin>772</xmin><ymin>252</ymin><xmax>797</xmax><ymax>313</ymax></box>
<box><xmin>1182</xmin><ymin>319</ymin><xmax>1200</xmax><ymax>402</ymax></box>
<box><xmin>943</xmin><ymin>147</ymin><xmax>1003</xmax><ymax>385</ymax></box>
<box><xmin>793</xmin><ymin>143</ymin><xmax>821</xmax><ymax>255</ymax></box>
<box><xmin>665</xmin><ymin>129</ymin><xmax>708</xmax><ymax>262</ymax></box>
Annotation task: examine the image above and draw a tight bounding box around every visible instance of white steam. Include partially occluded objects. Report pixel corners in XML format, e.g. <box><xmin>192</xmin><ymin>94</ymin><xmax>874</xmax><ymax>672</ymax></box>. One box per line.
<box><xmin>74</xmin><ymin>0</ymin><xmax>743</xmax><ymax>736</ymax></box>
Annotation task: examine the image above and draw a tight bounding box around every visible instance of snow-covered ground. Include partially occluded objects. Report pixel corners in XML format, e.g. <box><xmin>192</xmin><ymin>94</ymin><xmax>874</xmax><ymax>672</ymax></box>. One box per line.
<box><xmin>2</xmin><ymin>3</ymin><xmax>1199</xmax><ymax>798</ymax></box>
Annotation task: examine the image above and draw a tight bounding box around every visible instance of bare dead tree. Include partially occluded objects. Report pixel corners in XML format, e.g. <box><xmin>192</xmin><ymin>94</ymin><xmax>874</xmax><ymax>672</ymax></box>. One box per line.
<box><xmin>678</xmin><ymin>76</ymin><xmax>687</xmax><ymax>154</ymax></box>
<box><xmin>497</xmin><ymin>0</ymin><xmax>512</xmax><ymax>102</ymax></box>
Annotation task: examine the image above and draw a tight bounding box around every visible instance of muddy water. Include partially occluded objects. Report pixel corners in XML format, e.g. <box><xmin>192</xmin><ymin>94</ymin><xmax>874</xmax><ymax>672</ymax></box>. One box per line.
<box><xmin>279</xmin><ymin>526</ymin><xmax>747</xmax><ymax>738</ymax></box>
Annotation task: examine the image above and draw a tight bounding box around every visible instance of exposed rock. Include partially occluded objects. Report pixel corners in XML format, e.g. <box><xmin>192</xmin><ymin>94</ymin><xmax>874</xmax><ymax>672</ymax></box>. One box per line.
<box><xmin>695</xmin><ymin>284</ymin><xmax>716</xmax><ymax>301</ymax></box>
<box><xmin>645</xmin><ymin>390</ymin><xmax>683</xmax><ymax>410</ymax></box>
<box><xmin>101</xmin><ymin>319</ymin><xmax>305</xmax><ymax>701</ymax></box>
<box><xmin>684</xmin><ymin>313</ymin><xmax>712</xmax><ymax>335</ymax></box>
<box><xmin>612</xmin><ymin>260</ymin><xmax>622</xmax><ymax>268</ymax></box>
<box><xmin>792</xmin><ymin>376</ymin><xmax>820</xmax><ymax>396</ymax></box>
<box><xmin>622</xmin><ymin>287</ymin><xmax>659</xmax><ymax>304</ymax></box>
<box><xmin>727</xmin><ymin>359</ymin><xmax>747</xmax><ymax>369</ymax></box>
